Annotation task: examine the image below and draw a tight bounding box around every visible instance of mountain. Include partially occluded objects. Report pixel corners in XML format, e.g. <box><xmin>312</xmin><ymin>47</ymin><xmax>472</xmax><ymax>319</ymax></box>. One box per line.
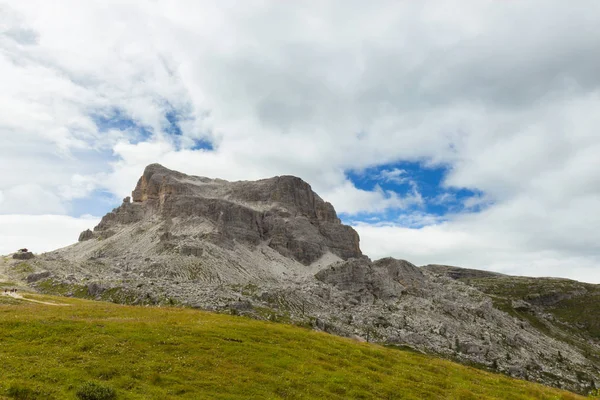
<box><xmin>5</xmin><ymin>164</ymin><xmax>600</xmax><ymax>395</ymax></box>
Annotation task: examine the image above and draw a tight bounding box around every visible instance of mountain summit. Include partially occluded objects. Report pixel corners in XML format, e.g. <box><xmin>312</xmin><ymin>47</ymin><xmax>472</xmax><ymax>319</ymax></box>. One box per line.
<box><xmin>83</xmin><ymin>163</ymin><xmax>360</xmax><ymax>265</ymax></box>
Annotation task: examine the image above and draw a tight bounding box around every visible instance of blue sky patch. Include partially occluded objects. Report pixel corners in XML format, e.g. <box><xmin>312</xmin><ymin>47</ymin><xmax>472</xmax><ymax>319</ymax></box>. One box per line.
<box><xmin>92</xmin><ymin>108</ymin><xmax>152</xmax><ymax>143</ymax></box>
<box><xmin>191</xmin><ymin>139</ymin><xmax>214</xmax><ymax>151</ymax></box>
<box><xmin>164</xmin><ymin>109</ymin><xmax>183</xmax><ymax>136</ymax></box>
<box><xmin>163</xmin><ymin>105</ymin><xmax>214</xmax><ymax>151</ymax></box>
<box><xmin>69</xmin><ymin>189</ymin><xmax>120</xmax><ymax>218</ymax></box>
<box><xmin>341</xmin><ymin>161</ymin><xmax>490</xmax><ymax>227</ymax></box>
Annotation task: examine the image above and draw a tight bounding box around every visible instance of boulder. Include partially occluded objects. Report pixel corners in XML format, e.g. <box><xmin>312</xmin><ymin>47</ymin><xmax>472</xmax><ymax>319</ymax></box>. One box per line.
<box><xmin>511</xmin><ymin>299</ymin><xmax>532</xmax><ymax>311</ymax></box>
<box><xmin>27</xmin><ymin>271</ymin><xmax>51</xmax><ymax>283</ymax></box>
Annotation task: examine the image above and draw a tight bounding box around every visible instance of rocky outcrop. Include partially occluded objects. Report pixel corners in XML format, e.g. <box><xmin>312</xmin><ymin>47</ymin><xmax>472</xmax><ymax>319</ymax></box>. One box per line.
<box><xmin>316</xmin><ymin>257</ymin><xmax>426</xmax><ymax>303</ymax></box>
<box><xmin>26</xmin><ymin>270</ymin><xmax>51</xmax><ymax>283</ymax></box>
<box><xmin>78</xmin><ymin>229</ymin><xmax>95</xmax><ymax>242</ymax></box>
<box><xmin>374</xmin><ymin>258</ymin><xmax>427</xmax><ymax>289</ymax></box>
<box><xmin>89</xmin><ymin>164</ymin><xmax>361</xmax><ymax>265</ymax></box>
<box><xmin>13</xmin><ymin>251</ymin><xmax>34</xmax><ymax>260</ymax></box>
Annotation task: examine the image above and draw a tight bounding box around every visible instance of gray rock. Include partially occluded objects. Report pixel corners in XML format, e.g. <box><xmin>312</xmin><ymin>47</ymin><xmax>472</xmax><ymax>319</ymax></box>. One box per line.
<box><xmin>457</xmin><ymin>342</ymin><xmax>488</xmax><ymax>356</ymax></box>
<box><xmin>78</xmin><ymin>229</ymin><xmax>95</xmax><ymax>242</ymax></box>
<box><xmin>180</xmin><ymin>245</ymin><xmax>203</xmax><ymax>257</ymax></box>
<box><xmin>12</xmin><ymin>251</ymin><xmax>34</xmax><ymax>260</ymax></box>
<box><xmin>26</xmin><ymin>271</ymin><xmax>51</xmax><ymax>283</ymax></box>
<box><xmin>229</xmin><ymin>300</ymin><xmax>253</xmax><ymax>311</ymax></box>
<box><xmin>315</xmin><ymin>257</ymin><xmax>424</xmax><ymax>302</ymax></box>
<box><xmin>373</xmin><ymin>258</ymin><xmax>427</xmax><ymax>290</ymax></box>
<box><xmin>511</xmin><ymin>299</ymin><xmax>532</xmax><ymax>311</ymax></box>
<box><xmin>86</xmin><ymin>282</ymin><xmax>105</xmax><ymax>297</ymax></box>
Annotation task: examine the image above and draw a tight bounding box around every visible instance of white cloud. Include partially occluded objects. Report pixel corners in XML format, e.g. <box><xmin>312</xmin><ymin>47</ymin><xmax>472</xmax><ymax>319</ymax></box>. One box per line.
<box><xmin>462</xmin><ymin>194</ymin><xmax>491</xmax><ymax>210</ymax></box>
<box><xmin>0</xmin><ymin>214</ymin><xmax>100</xmax><ymax>255</ymax></box>
<box><xmin>378</xmin><ymin>168</ymin><xmax>408</xmax><ymax>184</ymax></box>
<box><xmin>355</xmin><ymin>222</ymin><xmax>600</xmax><ymax>284</ymax></box>
<box><xmin>323</xmin><ymin>181</ymin><xmax>423</xmax><ymax>215</ymax></box>
<box><xmin>0</xmin><ymin>184</ymin><xmax>66</xmax><ymax>214</ymax></box>
<box><xmin>0</xmin><ymin>1</ymin><xmax>599</xmax><ymax>281</ymax></box>
<box><xmin>431</xmin><ymin>192</ymin><xmax>456</xmax><ymax>205</ymax></box>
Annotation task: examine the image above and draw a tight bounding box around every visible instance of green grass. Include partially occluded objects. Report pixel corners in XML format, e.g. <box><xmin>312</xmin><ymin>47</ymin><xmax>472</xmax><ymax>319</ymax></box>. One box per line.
<box><xmin>463</xmin><ymin>276</ymin><xmax>600</xmax><ymax>368</ymax></box>
<box><xmin>551</xmin><ymin>294</ymin><xmax>600</xmax><ymax>339</ymax></box>
<box><xmin>10</xmin><ymin>262</ymin><xmax>34</xmax><ymax>275</ymax></box>
<box><xmin>0</xmin><ymin>293</ymin><xmax>585</xmax><ymax>400</ymax></box>
<box><xmin>34</xmin><ymin>278</ymin><xmax>176</xmax><ymax>307</ymax></box>
<box><xmin>464</xmin><ymin>276</ymin><xmax>600</xmax><ymax>340</ymax></box>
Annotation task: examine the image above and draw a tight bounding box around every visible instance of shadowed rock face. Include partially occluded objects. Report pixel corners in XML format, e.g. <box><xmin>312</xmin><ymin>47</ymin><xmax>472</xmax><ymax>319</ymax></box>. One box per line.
<box><xmin>86</xmin><ymin>163</ymin><xmax>361</xmax><ymax>265</ymax></box>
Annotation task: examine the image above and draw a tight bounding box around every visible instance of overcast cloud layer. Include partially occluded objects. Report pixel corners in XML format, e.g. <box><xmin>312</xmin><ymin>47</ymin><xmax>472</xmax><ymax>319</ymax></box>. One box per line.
<box><xmin>1</xmin><ymin>1</ymin><xmax>599</xmax><ymax>282</ymax></box>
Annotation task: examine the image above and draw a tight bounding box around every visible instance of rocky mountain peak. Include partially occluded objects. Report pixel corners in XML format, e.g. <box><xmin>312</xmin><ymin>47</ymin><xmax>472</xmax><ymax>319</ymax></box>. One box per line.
<box><xmin>81</xmin><ymin>164</ymin><xmax>361</xmax><ymax>265</ymax></box>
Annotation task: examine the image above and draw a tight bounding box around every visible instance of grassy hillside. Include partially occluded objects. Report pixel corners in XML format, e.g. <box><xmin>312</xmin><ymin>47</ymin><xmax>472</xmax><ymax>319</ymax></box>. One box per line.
<box><xmin>0</xmin><ymin>293</ymin><xmax>588</xmax><ymax>400</ymax></box>
<box><xmin>459</xmin><ymin>276</ymin><xmax>600</xmax><ymax>366</ymax></box>
<box><xmin>460</xmin><ymin>276</ymin><xmax>600</xmax><ymax>340</ymax></box>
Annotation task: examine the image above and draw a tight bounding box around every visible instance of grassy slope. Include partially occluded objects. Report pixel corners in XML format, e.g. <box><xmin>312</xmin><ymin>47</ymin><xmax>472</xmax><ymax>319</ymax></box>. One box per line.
<box><xmin>460</xmin><ymin>276</ymin><xmax>600</xmax><ymax>380</ymax></box>
<box><xmin>462</xmin><ymin>276</ymin><xmax>600</xmax><ymax>343</ymax></box>
<box><xmin>0</xmin><ymin>294</ymin><xmax>586</xmax><ymax>400</ymax></box>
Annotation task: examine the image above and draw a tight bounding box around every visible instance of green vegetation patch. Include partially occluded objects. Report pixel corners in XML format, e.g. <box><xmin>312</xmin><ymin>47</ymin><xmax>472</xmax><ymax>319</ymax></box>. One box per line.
<box><xmin>0</xmin><ymin>294</ymin><xmax>585</xmax><ymax>400</ymax></box>
<box><xmin>465</xmin><ymin>276</ymin><xmax>600</xmax><ymax>339</ymax></box>
<box><xmin>11</xmin><ymin>262</ymin><xmax>35</xmax><ymax>275</ymax></box>
<box><xmin>34</xmin><ymin>279</ymin><xmax>90</xmax><ymax>298</ymax></box>
<box><xmin>551</xmin><ymin>293</ymin><xmax>600</xmax><ymax>339</ymax></box>
<box><xmin>33</xmin><ymin>279</ymin><xmax>164</xmax><ymax>307</ymax></box>
<box><xmin>464</xmin><ymin>276</ymin><xmax>600</xmax><ymax>366</ymax></box>
<box><xmin>75</xmin><ymin>382</ymin><xmax>117</xmax><ymax>400</ymax></box>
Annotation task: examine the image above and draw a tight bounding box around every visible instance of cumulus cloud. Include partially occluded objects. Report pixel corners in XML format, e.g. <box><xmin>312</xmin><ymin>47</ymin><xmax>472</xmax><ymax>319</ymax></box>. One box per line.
<box><xmin>1</xmin><ymin>1</ymin><xmax>599</xmax><ymax>281</ymax></box>
<box><xmin>325</xmin><ymin>181</ymin><xmax>423</xmax><ymax>215</ymax></box>
<box><xmin>355</xmin><ymin>222</ymin><xmax>600</xmax><ymax>284</ymax></box>
<box><xmin>0</xmin><ymin>214</ymin><xmax>100</xmax><ymax>255</ymax></box>
<box><xmin>0</xmin><ymin>184</ymin><xmax>66</xmax><ymax>214</ymax></box>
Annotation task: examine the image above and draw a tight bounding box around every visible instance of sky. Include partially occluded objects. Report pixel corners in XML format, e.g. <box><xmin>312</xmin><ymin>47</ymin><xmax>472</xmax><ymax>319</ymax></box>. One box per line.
<box><xmin>1</xmin><ymin>1</ymin><xmax>599</xmax><ymax>282</ymax></box>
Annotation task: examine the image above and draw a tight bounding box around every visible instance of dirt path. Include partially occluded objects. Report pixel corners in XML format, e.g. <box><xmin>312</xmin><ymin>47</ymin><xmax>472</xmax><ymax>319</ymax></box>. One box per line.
<box><xmin>1</xmin><ymin>291</ymin><xmax>70</xmax><ymax>306</ymax></box>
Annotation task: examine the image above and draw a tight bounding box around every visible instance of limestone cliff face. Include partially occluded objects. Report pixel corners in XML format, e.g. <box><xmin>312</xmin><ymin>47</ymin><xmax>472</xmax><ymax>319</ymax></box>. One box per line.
<box><xmin>85</xmin><ymin>163</ymin><xmax>361</xmax><ymax>265</ymax></box>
